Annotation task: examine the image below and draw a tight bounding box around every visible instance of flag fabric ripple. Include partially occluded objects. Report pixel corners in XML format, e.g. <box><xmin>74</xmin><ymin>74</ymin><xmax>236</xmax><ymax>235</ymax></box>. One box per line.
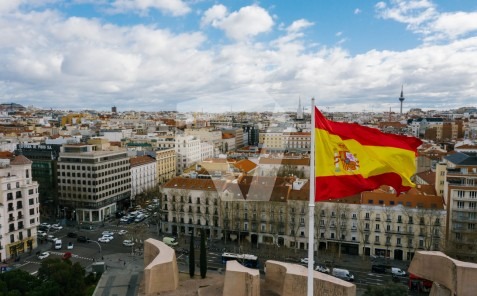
<box><xmin>314</xmin><ymin>107</ymin><xmax>422</xmax><ymax>201</ymax></box>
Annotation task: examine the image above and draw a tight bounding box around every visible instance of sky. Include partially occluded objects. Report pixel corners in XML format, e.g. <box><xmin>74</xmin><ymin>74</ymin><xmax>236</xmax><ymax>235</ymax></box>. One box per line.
<box><xmin>1</xmin><ymin>0</ymin><xmax>477</xmax><ymax>113</ymax></box>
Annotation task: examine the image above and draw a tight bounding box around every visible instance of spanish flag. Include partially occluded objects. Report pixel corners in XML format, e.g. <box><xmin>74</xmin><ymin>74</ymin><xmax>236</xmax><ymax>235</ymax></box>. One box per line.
<box><xmin>314</xmin><ymin>107</ymin><xmax>422</xmax><ymax>201</ymax></box>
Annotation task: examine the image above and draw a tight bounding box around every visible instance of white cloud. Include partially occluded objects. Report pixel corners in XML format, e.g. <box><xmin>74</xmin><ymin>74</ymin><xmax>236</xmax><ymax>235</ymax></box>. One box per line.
<box><xmin>201</xmin><ymin>5</ymin><xmax>274</xmax><ymax>41</ymax></box>
<box><xmin>1</xmin><ymin>2</ymin><xmax>477</xmax><ymax>112</ymax></box>
<box><xmin>432</xmin><ymin>12</ymin><xmax>477</xmax><ymax>39</ymax></box>
<box><xmin>286</xmin><ymin>19</ymin><xmax>313</xmax><ymax>33</ymax></box>
<box><xmin>354</xmin><ymin>8</ymin><xmax>361</xmax><ymax>15</ymax></box>
<box><xmin>0</xmin><ymin>0</ymin><xmax>21</xmax><ymax>13</ymax></box>
<box><xmin>110</xmin><ymin>0</ymin><xmax>191</xmax><ymax>16</ymax></box>
<box><xmin>200</xmin><ymin>4</ymin><xmax>227</xmax><ymax>27</ymax></box>
<box><xmin>375</xmin><ymin>1</ymin><xmax>477</xmax><ymax>43</ymax></box>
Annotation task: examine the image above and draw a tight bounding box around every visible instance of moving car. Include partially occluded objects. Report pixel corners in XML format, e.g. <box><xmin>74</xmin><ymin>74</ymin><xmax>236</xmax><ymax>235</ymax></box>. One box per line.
<box><xmin>77</xmin><ymin>236</ymin><xmax>89</xmax><ymax>243</ymax></box>
<box><xmin>67</xmin><ymin>242</ymin><xmax>74</xmax><ymax>250</ymax></box>
<box><xmin>123</xmin><ymin>240</ymin><xmax>135</xmax><ymax>247</ymax></box>
<box><xmin>391</xmin><ymin>267</ymin><xmax>407</xmax><ymax>277</ymax></box>
<box><xmin>102</xmin><ymin>231</ymin><xmax>114</xmax><ymax>236</ymax></box>
<box><xmin>62</xmin><ymin>252</ymin><xmax>72</xmax><ymax>260</ymax></box>
<box><xmin>300</xmin><ymin>258</ymin><xmax>312</xmax><ymax>264</ymax></box>
<box><xmin>38</xmin><ymin>251</ymin><xmax>50</xmax><ymax>260</ymax></box>
<box><xmin>98</xmin><ymin>237</ymin><xmax>111</xmax><ymax>243</ymax></box>
<box><xmin>118</xmin><ymin>230</ymin><xmax>128</xmax><ymax>235</ymax></box>
<box><xmin>67</xmin><ymin>232</ymin><xmax>78</xmax><ymax>238</ymax></box>
<box><xmin>162</xmin><ymin>237</ymin><xmax>178</xmax><ymax>246</ymax></box>
<box><xmin>371</xmin><ymin>264</ymin><xmax>387</xmax><ymax>274</ymax></box>
<box><xmin>54</xmin><ymin>239</ymin><xmax>62</xmax><ymax>250</ymax></box>
<box><xmin>315</xmin><ymin>265</ymin><xmax>330</xmax><ymax>274</ymax></box>
<box><xmin>332</xmin><ymin>268</ymin><xmax>354</xmax><ymax>282</ymax></box>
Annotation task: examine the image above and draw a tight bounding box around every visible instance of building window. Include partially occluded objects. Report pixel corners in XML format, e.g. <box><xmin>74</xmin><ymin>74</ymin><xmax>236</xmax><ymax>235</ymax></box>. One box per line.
<box><xmin>457</xmin><ymin>201</ymin><xmax>465</xmax><ymax>209</ymax></box>
<box><xmin>457</xmin><ymin>190</ymin><xmax>465</xmax><ymax>198</ymax></box>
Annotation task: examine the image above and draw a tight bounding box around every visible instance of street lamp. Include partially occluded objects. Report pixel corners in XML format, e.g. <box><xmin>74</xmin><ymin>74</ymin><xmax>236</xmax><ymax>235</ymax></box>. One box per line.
<box><xmin>88</xmin><ymin>239</ymin><xmax>102</xmax><ymax>257</ymax></box>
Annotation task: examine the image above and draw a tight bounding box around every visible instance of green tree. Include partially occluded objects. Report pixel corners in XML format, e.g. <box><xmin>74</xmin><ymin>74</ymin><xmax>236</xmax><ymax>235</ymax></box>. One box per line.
<box><xmin>363</xmin><ymin>282</ymin><xmax>408</xmax><ymax>296</ymax></box>
<box><xmin>37</xmin><ymin>258</ymin><xmax>86</xmax><ymax>296</ymax></box>
<box><xmin>189</xmin><ymin>231</ymin><xmax>195</xmax><ymax>278</ymax></box>
<box><xmin>200</xmin><ymin>228</ymin><xmax>207</xmax><ymax>279</ymax></box>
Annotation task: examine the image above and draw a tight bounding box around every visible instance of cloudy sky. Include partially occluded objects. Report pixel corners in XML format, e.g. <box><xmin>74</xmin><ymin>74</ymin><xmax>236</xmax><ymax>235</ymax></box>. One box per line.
<box><xmin>1</xmin><ymin>0</ymin><xmax>477</xmax><ymax>113</ymax></box>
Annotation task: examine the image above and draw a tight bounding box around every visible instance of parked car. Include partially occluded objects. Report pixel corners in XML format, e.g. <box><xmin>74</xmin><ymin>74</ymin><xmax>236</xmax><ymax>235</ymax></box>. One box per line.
<box><xmin>51</xmin><ymin>224</ymin><xmax>63</xmax><ymax>230</ymax></box>
<box><xmin>315</xmin><ymin>265</ymin><xmax>330</xmax><ymax>274</ymax></box>
<box><xmin>47</xmin><ymin>235</ymin><xmax>56</xmax><ymax>241</ymax></box>
<box><xmin>77</xmin><ymin>236</ymin><xmax>89</xmax><ymax>243</ymax></box>
<box><xmin>38</xmin><ymin>251</ymin><xmax>50</xmax><ymax>260</ymax></box>
<box><xmin>123</xmin><ymin>240</ymin><xmax>134</xmax><ymax>247</ymax></box>
<box><xmin>118</xmin><ymin>230</ymin><xmax>127</xmax><ymax>235</ymax></box>
<box><xmin>62</xmin><ymin>252</ymin><xmax>72</xmax><ymax>260</ymax></box>
<box><xmin>67</xmin><ymin>232</ymin><xmax>78</xmax><ymax>238</ymax></box>
<box><xmin>98</xmin><ymin>237</ymin><xmax>111</xmax><ymax>243</ymax></box>
<box><xmin>67</xmin><ymin>242</ymin><xmax>74</xmax><ymax>250</ymax></box>
<box><xmin>102</xmin><ymin>234</ymin><xmax>114</xmax><ymax>241</ymax></box>
<box><xmin>371</xmin><ymin>264</ymin><xmax>387</xmax><ymax>274</ymax></box>
<box><xmin>40</xmin><ymin>223</ymin><xmax>51</xmax><ymax>229</ymax></box>
<box><xmin>102</xmin><ymin>231</ymin><xmax>114</xmax><ymax>236</ymax></box>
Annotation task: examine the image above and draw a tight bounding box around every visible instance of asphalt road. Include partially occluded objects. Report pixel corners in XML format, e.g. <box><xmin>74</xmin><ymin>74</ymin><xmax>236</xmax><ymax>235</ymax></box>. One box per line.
<box><xmin>15</xmin><ymin>219</ymin><xmax>412</xmax><ymax>295</ymax></box>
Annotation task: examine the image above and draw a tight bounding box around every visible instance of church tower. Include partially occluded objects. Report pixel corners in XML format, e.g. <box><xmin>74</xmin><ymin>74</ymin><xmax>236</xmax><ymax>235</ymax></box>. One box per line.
<box><xmin>297</xmin><ymin>97</ymin><xmax>304</xmax><ymax>120</ymax></box>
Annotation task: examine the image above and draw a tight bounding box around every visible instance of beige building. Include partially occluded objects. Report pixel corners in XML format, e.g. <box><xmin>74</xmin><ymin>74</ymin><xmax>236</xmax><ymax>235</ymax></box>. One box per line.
<box><xmin>57</xmin><ymin>142</ymin><xmax>131</xmax><ymax>223</ymax></box>
<box><xmin>161</xmin><ymin>177</ymin><xmax>224</xmax><ymax>238</ymax></box>
<box><xmin>0</xmin><ymin>153</ymin><xmax>40</xmax><ymax>261</ymax></box>
<box><xmin>259</xmin><ymin>131</ymin><xmax>285</xmax><ymax>152</ymax></box>
<box><xmin>154</xmin><ymin>148</ymin><xmax>176</xmax><ymax>185</ymax></box>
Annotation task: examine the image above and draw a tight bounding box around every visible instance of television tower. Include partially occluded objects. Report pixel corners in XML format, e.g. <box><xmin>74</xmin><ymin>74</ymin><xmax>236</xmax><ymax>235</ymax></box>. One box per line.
<box><xmin>398</xmin><ymin>85</ymin><xmax>405</xmax><ymax>115</ymax></box>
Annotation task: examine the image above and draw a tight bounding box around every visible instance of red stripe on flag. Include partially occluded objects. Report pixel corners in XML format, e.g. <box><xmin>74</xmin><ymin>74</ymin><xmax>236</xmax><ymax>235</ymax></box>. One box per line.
<box><xmin>315</xmin><ymin>173</ymin><xmax>412</xmax><ymax>201</ymax></box>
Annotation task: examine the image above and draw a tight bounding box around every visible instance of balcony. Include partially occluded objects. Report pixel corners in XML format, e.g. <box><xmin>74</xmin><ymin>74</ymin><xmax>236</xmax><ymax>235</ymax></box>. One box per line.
<box><xmin>8</xmin><ymin>217</ymin><xmax>14</xmax><ymax>222</ymax></box>
<box><xmin>374</xmin><ymin>241</ymin><xmax>381</xmax><ymax>245</ymax></box>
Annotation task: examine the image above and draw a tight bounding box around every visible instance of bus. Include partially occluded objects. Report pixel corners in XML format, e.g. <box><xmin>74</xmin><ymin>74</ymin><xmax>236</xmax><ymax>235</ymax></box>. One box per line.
<box><xmin>221</xmin><ymin>252</ymin><xmax>259</xmax><ymax>268</ymax></box>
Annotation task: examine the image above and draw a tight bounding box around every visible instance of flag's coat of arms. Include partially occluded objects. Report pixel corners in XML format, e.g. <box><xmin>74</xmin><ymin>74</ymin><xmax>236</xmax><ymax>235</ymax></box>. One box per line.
<box><xmin>334</xmin><ymin>143</ymin><xmax>360</xmax><ymax>173</ymax></box>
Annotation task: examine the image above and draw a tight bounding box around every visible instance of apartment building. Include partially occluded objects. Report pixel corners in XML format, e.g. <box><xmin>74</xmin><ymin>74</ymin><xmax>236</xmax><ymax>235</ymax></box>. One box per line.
<box><xmin>161</xmin><ymin>177</ymin><xmax>223</xmax><ymax>238</ymax></box>
<box><xmin>282</xmin><ymin>132</ymin><xmax>311</xmax><ymax>153</ymax></box>
<box><xmin>57</xmin><ymin>143</ymin><xmax>131</xmax><ymax>224</ymax></box>
<box><xmin>259</xmin><ymin>131</ymin><xmax>285</xmax><ymax>152</ymax></box>
<box><xmin>0</xmin><ymin>153</ymin><xmax>40</xmax><ymax>261</ymax></box>
<box><xmin>130</xmin><ymin>155</ymin><xmax>157</xmax><ymax>203</ymax></box>
<box><xmin>153</xmin><ymin>148</ymin><xmax>176</xmax><ymax>185</ymax></box>
<box><xmin>175</xmin><ymin>135</ymin><xmax>201</xmax><ymax>175</ymax></box>
<box><xmin>443</xmin><ymin>151</ymin><xmax>477</xmax><ymax>261</ymax></box>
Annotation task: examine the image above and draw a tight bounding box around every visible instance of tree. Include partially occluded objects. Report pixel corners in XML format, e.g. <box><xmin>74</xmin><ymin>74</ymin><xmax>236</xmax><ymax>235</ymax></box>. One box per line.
<box><xmin>189</xmin><ymin>230</ymin><xmax>195</xmax><ymax>278</ymax></box>
<box><xmin>37</xmin><ymin>258</ymin><xmax>87</xmax><ymax>296</ymax></box>
<box><xmin>200</xmin><ymin>228</ymin><xmax>207</xmax><ymax>279</ymax></box>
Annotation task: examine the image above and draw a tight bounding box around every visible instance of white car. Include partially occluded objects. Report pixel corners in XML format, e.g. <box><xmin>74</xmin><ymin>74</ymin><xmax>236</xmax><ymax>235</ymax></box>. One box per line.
<box><xmin>118</xmin><ymin>230</ymin><xmax>128</xmax><ymax>235</ymax></box>
<box><xmin>102</xmin><ymin>234</ymin><xmax>114</xmax><ymax>240</ymax></box>
<box><xmin>47</xmin><ymin>235</ymin><xmax>56</xmax><ymax>241</ymax></box>
<box><xmin>123</xmin><ymin>240</ymin><xmax>134</xmax><ymax>247</ymax></box>
<box><xmin>51</xmin><ymin>224</ymin><xmax>63</xmax><ymax>230</ymax></box>
<box><xmin>38</xmin><ymin>251</ymin><xmax>50</xmax><ymax>259</ymax></box>
<box><xmin>300</xmin><ymin>258</ymin><xmax>312</xmax><ymax>264</ymax></box>
<box><xmin>40</xmin><ymin>223</ymin><xmax>51</xmax><ymax>229</ymax></box>
<box><xmin>98</xmin><ymin>237</ymin><xmax>111</xmax><ymax>243</ymax></box>
<box><xmin>102</xmin><ymin>231</ymin><xmax>114</xmax><ymax>236</ymax></box>
<box><xmin>315</xmin><ymin>265</ymin><xmax>330</xmax><ymax>274</ymax></box>
<box><xmin>67</xmin><ymin>242</ymin><xmax>74</xmax><ymax>250</ymax></box>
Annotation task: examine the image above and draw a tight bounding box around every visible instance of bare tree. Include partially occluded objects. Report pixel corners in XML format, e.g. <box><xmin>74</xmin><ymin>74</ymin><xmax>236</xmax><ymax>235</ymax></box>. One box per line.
<box><xmin>331</xmin><ymin>202</ymin><xmax>351</xmax><ymax>259</ymax></box>
<box><xmin>357</xmin><ymin>206</ymin><xmax>375</xmax><ymax>259</ymax></box>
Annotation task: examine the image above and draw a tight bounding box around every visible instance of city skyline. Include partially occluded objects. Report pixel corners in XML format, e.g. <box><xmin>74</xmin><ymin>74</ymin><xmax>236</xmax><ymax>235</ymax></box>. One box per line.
<box><xmin>1</xmin><ymin>1</ymin><xmax>477</xmax><ymax>113</ymax></box>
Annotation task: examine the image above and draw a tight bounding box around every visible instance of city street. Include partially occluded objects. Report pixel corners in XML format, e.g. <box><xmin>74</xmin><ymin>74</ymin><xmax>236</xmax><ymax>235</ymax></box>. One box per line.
<box><xmin>15</xmin><ymin>218</ymin><xmax>417</xmax><ymax>296</ymax></box>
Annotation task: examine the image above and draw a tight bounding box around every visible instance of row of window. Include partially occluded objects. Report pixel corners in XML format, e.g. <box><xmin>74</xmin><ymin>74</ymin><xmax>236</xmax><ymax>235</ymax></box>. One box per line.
<box><xmin>58</xmin><ymin>173</ymin><xmax>129</xmax><ymax>185</ymax></box>
<box><xmin>59</xmin><ymin>161</ymin><xmax>129</xmax><ymax>171</ymax></box>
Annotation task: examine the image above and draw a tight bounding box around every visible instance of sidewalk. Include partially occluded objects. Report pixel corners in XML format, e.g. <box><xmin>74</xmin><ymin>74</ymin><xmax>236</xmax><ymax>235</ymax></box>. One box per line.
<box><xmin>91</xmin><ymin>253</ymin><xmax>144</xmax><ymax>296</ymax></box>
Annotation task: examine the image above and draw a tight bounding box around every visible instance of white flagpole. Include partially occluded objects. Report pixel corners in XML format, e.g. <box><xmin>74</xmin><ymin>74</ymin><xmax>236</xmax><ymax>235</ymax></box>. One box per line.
<box><xmin>307</xmin><ymin>98</ymin><xmax>316</xmax><ymax>296</ymax></box>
